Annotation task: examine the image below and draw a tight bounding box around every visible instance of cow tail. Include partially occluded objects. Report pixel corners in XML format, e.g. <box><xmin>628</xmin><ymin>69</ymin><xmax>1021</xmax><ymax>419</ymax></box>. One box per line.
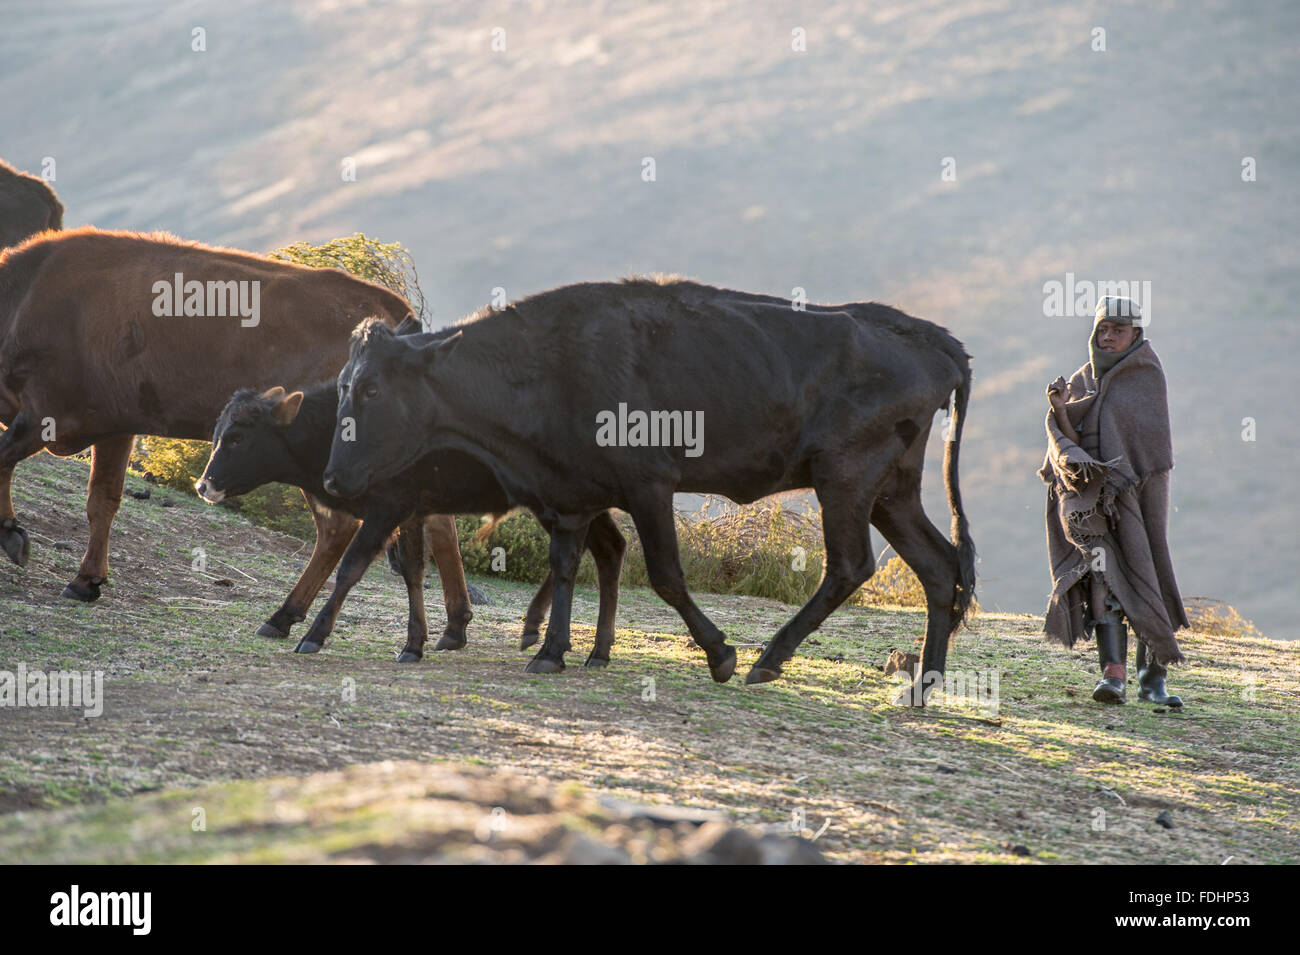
<box><xmin>943</xmin><ymin>357</ymin><xmax>976</xmax><ymax>629</ymax></box>
<box><xmin>473</xmin><ymin>509</ymin><xmax>516</xmax><ymax>543</ymax></box>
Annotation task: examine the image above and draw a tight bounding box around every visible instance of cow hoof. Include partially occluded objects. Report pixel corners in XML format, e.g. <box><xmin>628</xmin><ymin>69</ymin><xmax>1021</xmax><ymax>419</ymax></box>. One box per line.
<box><xmin>744</xmin><ymin>665</ymin><xmax>781</xmax><ymax>685</ymax></box>
<box><xmin>294</xmin><ymin>639</ymin><xmax>322</xmax><ymax>654</ymax></box>
<box><xmin>710</xmin><ymin>645</ymin><xmax>738</xmax><ymax>683</ymax></box>
<box><xmin>256</xmin><ymin>621</ymin><xmax>289</xmax><ymax>639</ymax></box>
<box><xmin>0</xmin><ymin>522</ymin><xmax>30</xmax><ymax>567</ymax></box>
<box><xmin>519</xmin><ymin>628</ymin><xmax>541</xmax><ymax>651</ymax></box>
<box><xmin>434</xmin><ymin>632</ymin><xmax>467</xmax><ymax>652</ymax></box>
<box><xmin>525</xmin><ymin>657</ymin><xmax>565</xmax><ymax>674</ymax></box>
<box><xmin>395</xmin><ymin>650</ymin><xmax>422</xmax><ymax>663</ymax></box>
<box><xmin>584</xmin><ymin>654</ymin><xmax>609</xmax><ymax>669</ymax></box>
<box><xmin>60</xmin><ymin>576</ymin><xmax>104</xmax><ymax>603</ymax></box>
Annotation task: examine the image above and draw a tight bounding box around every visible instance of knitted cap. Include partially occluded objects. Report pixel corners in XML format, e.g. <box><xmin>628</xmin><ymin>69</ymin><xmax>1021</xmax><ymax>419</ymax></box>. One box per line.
<box><xmin>1095</xmin><ymin>296</ymin><xmax>1141</xmax><ymax>326</ymax></box>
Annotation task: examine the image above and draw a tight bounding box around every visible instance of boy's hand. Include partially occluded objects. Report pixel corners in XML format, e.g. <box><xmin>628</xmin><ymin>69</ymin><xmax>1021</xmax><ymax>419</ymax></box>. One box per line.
<box><xmin>1047</xmin><ymin>376</ymin><xmax>1068</xmax><ymax>409</ymax></box>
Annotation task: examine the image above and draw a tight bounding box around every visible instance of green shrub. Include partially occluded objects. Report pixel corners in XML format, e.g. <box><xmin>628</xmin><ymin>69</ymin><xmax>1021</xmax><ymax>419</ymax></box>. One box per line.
<box><xmin>268</xmin><ymin>233</ymin><xmax>426</xmax><ymax>324</ymax></box>
<box><xmin>455</xmin><ymin>512</ymin><xmax>554</xmax><ymax>581</ymax></box>
<box><xmin>135</xmin><ymin>436</ymin><xmax>209</xmax><ymax>490</ymax></box>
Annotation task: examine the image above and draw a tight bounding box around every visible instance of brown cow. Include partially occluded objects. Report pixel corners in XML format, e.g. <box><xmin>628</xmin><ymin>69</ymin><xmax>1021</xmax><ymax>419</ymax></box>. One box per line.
<box><xmin>0</xmin><ymin>227</ymin><xmax>428</xmax><ymax>628</ymax></box>
<box><xmin>0</xmin><ymin>159</ymin><xmax>63</xmax><ymax>248</ymax></box>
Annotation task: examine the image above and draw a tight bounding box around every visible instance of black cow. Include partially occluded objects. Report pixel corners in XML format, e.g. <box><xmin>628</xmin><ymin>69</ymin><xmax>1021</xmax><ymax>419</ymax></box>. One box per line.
<box><xmin>0</xmin><ymin>159</ymin><xmax>63</xmax><ymax>248</ymax></box>
<box><xmin>197</xmin><ymin>365</ymin><xmax>626</xmax><ymax>663</ymax></box>
<box><xmin>324</xmin><ymin>279</ymin><xmax>975</xmax><ymax>704</ymax></box>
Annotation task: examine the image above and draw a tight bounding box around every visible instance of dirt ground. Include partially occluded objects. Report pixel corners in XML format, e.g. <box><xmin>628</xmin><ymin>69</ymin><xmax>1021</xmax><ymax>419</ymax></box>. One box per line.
<box><xmin>1</xmin><ymin>454</ymin><xmax>1297</xmax><ymax>863</ymax></box>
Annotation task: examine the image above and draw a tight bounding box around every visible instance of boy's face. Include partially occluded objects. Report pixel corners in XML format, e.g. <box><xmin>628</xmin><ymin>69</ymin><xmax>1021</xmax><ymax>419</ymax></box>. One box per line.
<box><xmin>1095</xmin><ymin>320</ymin><xmax>1139</xmax><ymax>353</ymax></box>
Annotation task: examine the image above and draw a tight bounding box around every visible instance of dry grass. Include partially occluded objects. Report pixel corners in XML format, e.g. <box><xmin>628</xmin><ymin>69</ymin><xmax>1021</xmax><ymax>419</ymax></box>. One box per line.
<box><xmin>1183</xmin><ymin>597</ymin><xmax>1265</xmax><ymax>641</ymax></box>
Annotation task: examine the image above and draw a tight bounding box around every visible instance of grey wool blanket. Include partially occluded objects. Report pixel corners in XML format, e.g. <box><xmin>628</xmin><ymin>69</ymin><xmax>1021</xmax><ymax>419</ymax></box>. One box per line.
<box><xmin>1039</xmin><ymin>341</ymin><xmax>1189</xmax><ymax>665</ymax></box>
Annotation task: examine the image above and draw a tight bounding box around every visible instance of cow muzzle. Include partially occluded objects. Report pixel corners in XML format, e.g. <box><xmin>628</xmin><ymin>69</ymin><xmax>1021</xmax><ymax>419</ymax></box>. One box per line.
<box><xmin>322</xmin><ymin>470</ymin><xmax>363</xmax><ymax>499</ymax></box>
<box><xmin>194</xmin><ymin>477</ymin><xmax>225</xmax><ymax>504</ymax></box>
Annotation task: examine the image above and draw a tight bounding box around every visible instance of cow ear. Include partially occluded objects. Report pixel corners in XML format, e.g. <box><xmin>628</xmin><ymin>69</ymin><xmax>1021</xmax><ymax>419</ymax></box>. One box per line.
<box><xmin>407</xmin><ymin>330</ymin><xmax>462</xmax><ymax>367</ymax></box>
<box><xmin>394</xmin><ymin>314</ymin><xmax>421</xmax><ymax>336</ymax></box>
<box><xmin>260</xmin><ymin>385</ymin><xmax>286</xmax><ymax>401</ymax></box>
<box><xmin>272</xmin><ymin>391</ymin><xmax>304</xmax><ymax>426</ymax></box>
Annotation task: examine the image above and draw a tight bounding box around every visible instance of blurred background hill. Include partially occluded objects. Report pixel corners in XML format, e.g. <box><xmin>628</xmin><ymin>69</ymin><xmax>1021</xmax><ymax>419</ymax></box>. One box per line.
<box><xmin>2</xmin><ymin>0</ymin><xmax>1295</xmax><ymax>636</ymax></box>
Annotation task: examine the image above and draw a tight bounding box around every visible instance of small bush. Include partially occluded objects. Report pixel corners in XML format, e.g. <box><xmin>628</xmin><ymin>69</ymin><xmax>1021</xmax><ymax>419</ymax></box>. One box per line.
<box><xmin>1183</xmin><ymin>598</ymin><xmax>1264</xmax><ymax>640</ymax></box>
<box><xmin>268</xmin><ymin>233</ymin><xmax>427</xmax><ymax>325</ymax></box>
<box><xmin>136</xmin><ymin>436</ymin><xmax>209</xmax><ymax>491</ymax></box>
<box><xmin>854</xmin><ymin>554</ymin><xmax>931</xmax><ymax>608</ymax></box>
<box><xmin>456</xmin><ymin>512</ymin><xmax>554</xmax><ymax>582</ymax></box>
<box><xmin>651</xmin><ymin>500</ymin><xmax>826</xmax><ymax>605</ymax></box>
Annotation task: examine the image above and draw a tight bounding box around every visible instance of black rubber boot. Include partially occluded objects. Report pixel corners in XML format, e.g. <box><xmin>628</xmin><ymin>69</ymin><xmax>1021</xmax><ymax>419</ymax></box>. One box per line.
<box><xmin>1092</xmin><ymin>622</ymin><xmax>1127</xmax><ymax>704</ymax></box>
<box><xmin>1137</xmin><ymin>639</ymin><xmax>1182</xmax><ymax>707</ymax></box>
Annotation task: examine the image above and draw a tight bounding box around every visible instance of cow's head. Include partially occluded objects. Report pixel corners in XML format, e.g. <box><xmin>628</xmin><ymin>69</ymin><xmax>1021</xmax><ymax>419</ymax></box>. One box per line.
<box><xmin>323</xmin><ymin>318</ymin><xmax>461</xmax><ymax>498</ymax></box>
<box><xmin>196</xmin><ymin>386</ymin><xmax>304</xmax><ymax>503</ymax></box>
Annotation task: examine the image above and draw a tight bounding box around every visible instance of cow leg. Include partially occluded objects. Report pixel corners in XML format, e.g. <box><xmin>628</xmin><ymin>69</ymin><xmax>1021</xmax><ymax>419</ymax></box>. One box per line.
<box><xmin>746</xmin><ymin>460</ymin><xmax>890</xmax><ymax>685</ymax></box>
<box><xmin>392</xmin><ymin>515</ymin><xmax>430</xmax><ymax>661</ymax></box>
<box><xmin>628</xmin><ymin>492</ymin><xmax>736</xmax><ymax>683</ymax></box>
<box><xmin>872</xmin><ymin>489</ymin><xmax>963</xmax><ymax>707</ymax></box>
<box><xmin>584</xmin><ymin>510</ymin><xmax>627</xmax><ymax>668</ymax></box>
<box><xmin>295</xmin><ymin>511</ymin><xmax>404</xmax><ymax>655</ymax></box>
<box><xmin>259</xmin><ymin>491</ymin><xmax>359</xmax><ymax>638</ymax></box>
<box><xmin>519</xmin><ymin>570</ymin><xmax>554</xmax><ymax>650</ymax></box>
<box><xmin>0</xmin><ymin>465</ymin><xmax>25</xmax><ymax>565</ymax></box>
<box><xmin>521</xmin><ymin>511</ymin><xmax>626</xmax><ymax>663</ymax></box>
<box><xmin>425</xmin><ymin>514</ymin><xmax>474</xmax><ymax>653</ymax></box>
<box><xmin>523</xmin><ymin>520</ymin><xmax>589</xmax><ymax>675</ymax></box>
<box><xmin>62</xmin><ymin>434</ymin><xmax>134</xmax><ymax>601</ymax></box>
<box><xmin>0</xmin><ymin>410</ymin><xmax>45</xmax><ymax>567</ymax></box>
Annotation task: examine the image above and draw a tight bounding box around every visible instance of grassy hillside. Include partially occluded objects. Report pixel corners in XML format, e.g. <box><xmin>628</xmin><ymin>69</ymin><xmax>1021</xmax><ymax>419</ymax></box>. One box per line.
<box><xmin>0</xmin><ymin>453</ymin><xmax>1295</xmax><ymax>864</ymax></box>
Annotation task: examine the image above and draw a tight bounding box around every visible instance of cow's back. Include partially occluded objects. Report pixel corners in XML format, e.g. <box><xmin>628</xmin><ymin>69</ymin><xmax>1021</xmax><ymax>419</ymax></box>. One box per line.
<box><xmin>496</xmin><ymin>279</ymin><xmax>962</xmax><ymax>433</ymax></box>
<box><xmin>0</xmin><ymin>228</ymin><xmax>410</xmax><ymax>445</ymax></box>
<box><xmin>437</xmin><ymin>278</ymin><xmax>967</xmax><ymax>506</ymax></box>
